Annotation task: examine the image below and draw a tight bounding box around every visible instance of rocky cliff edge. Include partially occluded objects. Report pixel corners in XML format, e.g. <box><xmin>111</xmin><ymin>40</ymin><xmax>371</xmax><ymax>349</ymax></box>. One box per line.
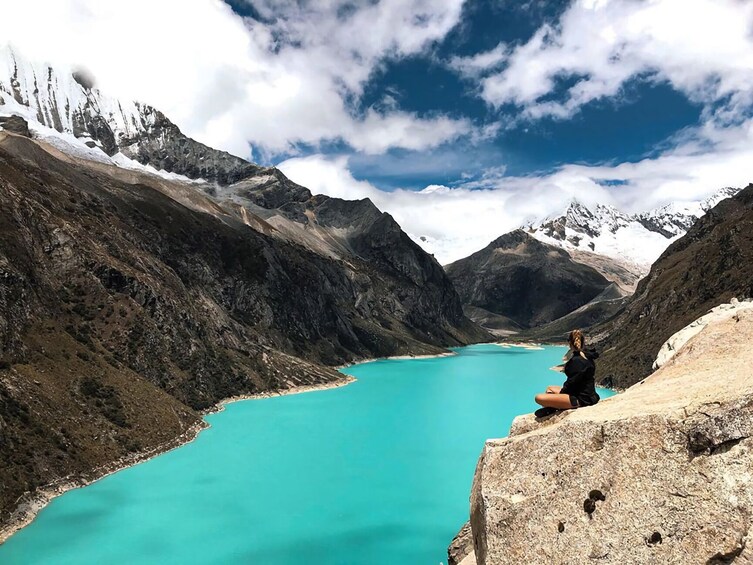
<box><xmin>453</xmin><ymin>303</ymin><xmax>753</xmax><ymax>564</ymax></box>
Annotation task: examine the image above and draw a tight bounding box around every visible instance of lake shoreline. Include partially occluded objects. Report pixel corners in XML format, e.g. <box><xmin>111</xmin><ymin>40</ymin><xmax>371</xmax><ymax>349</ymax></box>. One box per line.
<box><xmin>204</xmin><ymin>375</ymin><xmax>357</xmax><ymax>415</ymax></box>
<box><xmin>335</xmin><ymin>350</ymin><xmax>457</xmax><ymax>369</ymax></box>
<box><xmin>0</xmin><ymin>418</ymin><xmax>207</xmax><ymax>545</ymax></box>
<box><xmin>0</xmin><ymin>374</ymin><xmax>356</xmax><ymax>546</ymax></box>
<box><xmin>0</xmin><ymin>343</ymin><xmax>571</xmax><ymax>548</ymax></box>
<box><xmin>336</xmin><ymin>342</ymin><xmax>554</xmax><ymax>370</ymax></box>
<box><xmin>494</xmin><ymin>342</ymin><xmax>546</xmax><ymax>350</ymax></box>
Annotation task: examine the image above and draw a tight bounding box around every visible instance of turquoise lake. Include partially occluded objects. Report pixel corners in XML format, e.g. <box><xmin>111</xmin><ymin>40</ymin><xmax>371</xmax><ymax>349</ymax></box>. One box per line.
<box><xmin>0</xmin><ymin>344</ymin><xmax>614</xmax><ymax>564</ymax></box>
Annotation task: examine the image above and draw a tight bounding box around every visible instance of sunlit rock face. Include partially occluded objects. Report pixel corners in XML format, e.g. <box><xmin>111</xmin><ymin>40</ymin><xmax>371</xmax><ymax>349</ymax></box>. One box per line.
<box><xmin>463</xmin><ymin>308</ymin><xmax>753</xmax><ymax>565</ymax></box>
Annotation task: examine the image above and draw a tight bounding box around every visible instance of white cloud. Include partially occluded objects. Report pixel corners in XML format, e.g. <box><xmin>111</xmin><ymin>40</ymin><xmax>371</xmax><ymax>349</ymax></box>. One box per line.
<box><xmin>279</xmin><ymin>118</ymin><xmax>753</xmax><ymax>264</ymax></box>
<box><xmin>0</xmin><ymin>0</ymin><xmax>469</xmax><ymax>157</ymax></box>
<box><xmin>451</xmin><ymin>0</ymin><xmax>753</xmax><ymax>121</ymax></box>
<box><xmin>448</xmin><ymin>44</ymin><xmax>508</xmax><ymax>78</ymax></box>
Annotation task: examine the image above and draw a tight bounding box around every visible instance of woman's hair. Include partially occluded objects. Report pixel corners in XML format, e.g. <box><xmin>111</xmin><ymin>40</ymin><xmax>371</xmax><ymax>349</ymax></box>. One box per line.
<box><xmin>568</xmin><ymin>329</ymin><xmax>587</xmax><ymax>359</ymax></box>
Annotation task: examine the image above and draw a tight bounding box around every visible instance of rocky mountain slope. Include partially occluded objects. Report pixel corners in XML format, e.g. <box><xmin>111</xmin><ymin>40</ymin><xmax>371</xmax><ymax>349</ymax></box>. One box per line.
<box><xmin>445</xmin><ymin>230</ymin><xmax>611</xmax><ymax>329</ymax></box>
<box><xmin>526</xmin><ymin>187</ymin><xmax>741</xmax><ymax>274</ymax></box>
<box><xmin>0</xmin><ymin>47</ymin><xmax>489</xmax><ymax>535</ymax></box>
<box><xmin>452</xmin><ymin>302</ymin><xmax>753</xmax><ymax>565</ymax></box>
<box><xmin>594</xmin><ymin>184</ymin><xmax>753</xmax><ymax>389</ymax></box>
<box><xmin>0</xmin><ymin>127</ymin><xmax>487</xmax><ymax>536</ymax></box>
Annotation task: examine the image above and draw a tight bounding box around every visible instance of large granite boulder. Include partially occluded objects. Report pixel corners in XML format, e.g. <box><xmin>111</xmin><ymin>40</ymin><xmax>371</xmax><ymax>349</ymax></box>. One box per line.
<box><xmin>460</xmin><ymin>306</ymin><xmax>753</xmax><ymax>564</ymax></box>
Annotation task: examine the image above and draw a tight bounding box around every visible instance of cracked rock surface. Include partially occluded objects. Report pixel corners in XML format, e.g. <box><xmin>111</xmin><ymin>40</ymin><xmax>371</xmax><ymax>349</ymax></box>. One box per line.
<box><xmin>462</xmin><ymin>307</ymin><xmax>753</xmax><ymax>564</ymax></box>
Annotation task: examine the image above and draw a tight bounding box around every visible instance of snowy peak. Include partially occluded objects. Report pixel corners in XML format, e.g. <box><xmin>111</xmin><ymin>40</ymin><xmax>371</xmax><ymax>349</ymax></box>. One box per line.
<box><xmin>0</xmin><ymin>45</ymin><xmax>258</xmax><ymax>184</ymax></box>
<box><xmin>0</xmin><ymin>45</ymin><xmax>146</xmax><ymax>155</ymax></box>
<box><xmin>563</xmin><ymin>201</ymin><xmax>633</xmax><ymax>237</ymax></box>
<box><xmin>526</xmin><ymin>187</ymin><xmax>744</xmax><ymax>270</ymax></box>
<box><xmin>702</xmin><ymin>186</ymin><xmax>741</xmax><ymax>208</ymax></box>
<box><xmin>635</xmin><ymin>186</ymin><xmax>742</xmax><ymax>237</ymax></box>
<box><xmin>530</xmin><ymin>200</ymin><xmax>632</xmax><ymax>252</ymax></box>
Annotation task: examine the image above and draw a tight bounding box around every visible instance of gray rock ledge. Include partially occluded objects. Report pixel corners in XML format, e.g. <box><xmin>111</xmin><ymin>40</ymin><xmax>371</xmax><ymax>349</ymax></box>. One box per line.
<box><xmin>454</xmin><ymin>307</ymin><xmax>753</xmax><ymax>564</ymax></box>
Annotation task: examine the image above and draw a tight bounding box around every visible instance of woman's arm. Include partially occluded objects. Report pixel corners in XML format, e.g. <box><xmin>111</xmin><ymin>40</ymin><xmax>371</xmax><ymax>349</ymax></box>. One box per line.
<box><xmin>546</xmin><ymin>385</ymin><xmax>562</xmax><ymax>394</ymax></box>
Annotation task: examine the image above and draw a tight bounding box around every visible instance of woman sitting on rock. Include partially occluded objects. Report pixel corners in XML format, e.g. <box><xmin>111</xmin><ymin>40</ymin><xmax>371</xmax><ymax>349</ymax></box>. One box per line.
<box><xmin>534</xmin><ymin>329</ymin><xmax>600</xmax><ymax>418</ymax></box>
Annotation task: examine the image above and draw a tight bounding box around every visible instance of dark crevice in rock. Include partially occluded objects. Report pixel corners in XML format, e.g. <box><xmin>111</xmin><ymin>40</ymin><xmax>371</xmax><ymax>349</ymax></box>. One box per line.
<box><xmin>708</xmin><ymin>436</ymin><xmax>747</xmax><ymax>455</ymax></box>
<box><xmin>584</xmin><ymin>489</ymin><xmax>607</xmax><ymax>519</ymax></box>
<box><xmin>589</xmin><ymin>489</ymin><xmax>606</xmax><ymax>502</ymax></box>
<box><xmin>706</xmin><ymin>539</ymin><xmax>745</xmax><ymax>564</ymax></box>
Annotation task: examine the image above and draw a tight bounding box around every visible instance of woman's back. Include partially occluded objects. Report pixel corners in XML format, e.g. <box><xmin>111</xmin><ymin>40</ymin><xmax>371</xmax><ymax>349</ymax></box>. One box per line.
<box><xmin>561</xmin><ymin>348</ymin><xmax>600</xmax><ymax>406</ymax></box>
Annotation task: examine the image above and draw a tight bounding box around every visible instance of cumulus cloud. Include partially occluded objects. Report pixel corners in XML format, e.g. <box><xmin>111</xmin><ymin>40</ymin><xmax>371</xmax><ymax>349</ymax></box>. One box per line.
<box><xmin>0</xmin><ymin>0</ymin><xmax>469</xmax><ymax>157</ymax></box>
<box><xmin>279</xmin><ymin>118</ymin><xmax>753</xmax><ymax>264</ymax></box>
<box><xmin>451</xmin><ymin>0</ymin><xmax>753</xmax><ymax>121</ymax></box>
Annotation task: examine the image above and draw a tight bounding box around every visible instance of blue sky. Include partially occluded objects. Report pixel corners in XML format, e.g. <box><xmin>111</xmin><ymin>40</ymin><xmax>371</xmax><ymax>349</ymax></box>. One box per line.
<box><xmin>221</xmin><ymin>0</ymin><xmax>705</xmax><ymax>189</ymax></box>
<box><xmin>3</xmin><ymin>0</ymin><xmax>753</xmax><ymax>262</ymax></box>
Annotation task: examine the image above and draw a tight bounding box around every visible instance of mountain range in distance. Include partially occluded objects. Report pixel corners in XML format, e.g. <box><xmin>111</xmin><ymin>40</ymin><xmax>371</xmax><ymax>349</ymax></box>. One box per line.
<box><xmin>2</xmin><ymin>43</ymin><xmax>745</xmax><ymax>355</ymax></box>
<box><xmin>525</xmin><ymin>189</ymin><xmax>740</xmax><ymax>272</ymax></box>
<box><xmin>444</xmin><ymin>186</ymin><xmax>741</xmax><ymax>338</ymax></box>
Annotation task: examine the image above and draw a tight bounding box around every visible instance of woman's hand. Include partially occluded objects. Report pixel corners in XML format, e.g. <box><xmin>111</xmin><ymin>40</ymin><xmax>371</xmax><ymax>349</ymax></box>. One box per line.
<box><xmin>546</xmin><ymin>385</ymin><xmax>562</xmax><ymax>394</ymax></box>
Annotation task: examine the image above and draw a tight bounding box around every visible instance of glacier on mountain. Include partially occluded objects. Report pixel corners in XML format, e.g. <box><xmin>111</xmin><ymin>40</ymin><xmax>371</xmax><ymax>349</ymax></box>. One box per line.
<box><xmin>525</xmin><ymin>187</ymin><xmax>742</xmax><ymax>272</ymax></box>
<box><xmin>0</xmin><ymin>44</ymin><xmax>149</xmax><ymax>155</ymax></box>
<box><xmin>0</xmin><ymin>45</ymin><xmax>257</xmax><ymax>184</ymax></box>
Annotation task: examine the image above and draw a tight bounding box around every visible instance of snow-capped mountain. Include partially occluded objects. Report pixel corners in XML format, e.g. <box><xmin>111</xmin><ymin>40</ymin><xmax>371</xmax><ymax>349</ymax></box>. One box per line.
<box><xmin>633</xmin><ymin>187</ymin><xmax>741</xmax><ymax>237</ymax></box>
<box><xmin>2</xmin><ymin>45</ymin><xmax>745</xmax><ymax>280</ymax></box>
<box><xmin>0</xmin><ymin>45</ymin><xmax>257</xmax><ymax>183</ymax></box>
<box><xmin>526</xmin><ymin>186</ymin><xmax>742</xmax><ymax>271</ymax></box>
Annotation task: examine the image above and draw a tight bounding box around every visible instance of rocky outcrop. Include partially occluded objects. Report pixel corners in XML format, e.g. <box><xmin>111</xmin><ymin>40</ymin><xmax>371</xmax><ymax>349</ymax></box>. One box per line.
<box><xmin>653</xmin><ymin>298</ymin><xmax>753</xmax><ymax>370</ymax></box>
<box><xmin>448</xmin><ymin>522</ymin><xmax>476</xmax><ymax>565</ymax></box>
<box><xmin>595</xmin><ymin>184</ymin><xmax>753</xmax><ymax>389</ymax></box>
<box><xmin>445</xmin><ymin>230</ymin><xmax>611</xmax><ymax>329</ymax></box>
<box><xmin>458</xmin><ymin>306</ymin><xmax>753</xmax><ymax>564</ymax></box>
<box><xmin>116</xmin><ymin>105</ymin><xmax>261</xmax><ymax>184</ymax></box>
<box><xmin>0</xmin><ymin>115</ymin><xmax>30</xmax><ymax>137</ymax></box>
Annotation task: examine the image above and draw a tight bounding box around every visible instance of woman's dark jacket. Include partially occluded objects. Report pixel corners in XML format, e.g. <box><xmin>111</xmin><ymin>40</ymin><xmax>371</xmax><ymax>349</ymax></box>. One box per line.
<box><xmin>561</xmin><ymin>348</ymin><xmax>600</xmax><ymax>406</ymax></box>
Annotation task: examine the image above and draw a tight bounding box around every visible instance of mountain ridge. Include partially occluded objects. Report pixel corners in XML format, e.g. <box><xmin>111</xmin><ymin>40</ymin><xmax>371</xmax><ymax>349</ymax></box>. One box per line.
<box><xmin>594</xmin><ymin>183</ymin><xmax>753</xmax><ymax>388</ymax></box>
<box><xmin>525</xmin><ymin>187</ymin><xmax>742</xmax><ymax>272</ymax></box>
<box><xmin>445</xmin><ymin>230</ymin><xmax>612</xmax><ymax>329</ymax></box>
<box><xmin>0</xmin><ymin>45</ymin><xmax>258</xmax><ymax>184</ymax></box>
